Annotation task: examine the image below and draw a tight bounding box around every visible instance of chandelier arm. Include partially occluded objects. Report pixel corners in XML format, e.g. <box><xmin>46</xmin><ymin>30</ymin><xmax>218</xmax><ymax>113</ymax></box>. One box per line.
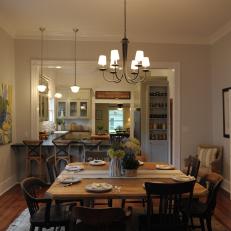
<box><xmin>102</xmin><ymin>71</ymin><xmax>122</xmax><ymax>83</ymax></box>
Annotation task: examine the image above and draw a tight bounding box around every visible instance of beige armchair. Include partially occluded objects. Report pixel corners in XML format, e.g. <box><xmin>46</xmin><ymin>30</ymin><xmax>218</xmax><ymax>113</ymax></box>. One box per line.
<box><xmin>184</xmin><ymin>144</ymin><xmax>223</xmax><ymax>178</ymax></box>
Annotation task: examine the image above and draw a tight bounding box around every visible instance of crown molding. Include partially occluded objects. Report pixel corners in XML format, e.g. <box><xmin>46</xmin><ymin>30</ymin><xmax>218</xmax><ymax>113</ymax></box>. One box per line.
<box><xmin>209</xmin><ymin>19</ymin><xmax>231</xmax><ymax>44</ymax></box>
<box><xmin>14</xmin><ymin>32</ymin><xmax>210</xmax><ymax>45</ymax></box>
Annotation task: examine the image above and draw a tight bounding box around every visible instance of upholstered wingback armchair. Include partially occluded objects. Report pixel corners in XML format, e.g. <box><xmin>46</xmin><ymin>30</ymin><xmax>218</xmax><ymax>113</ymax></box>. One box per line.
<box><xmin>184</xmin><ymin>144</ymin><xmax>223</xmax><ymax>178</ymax></box>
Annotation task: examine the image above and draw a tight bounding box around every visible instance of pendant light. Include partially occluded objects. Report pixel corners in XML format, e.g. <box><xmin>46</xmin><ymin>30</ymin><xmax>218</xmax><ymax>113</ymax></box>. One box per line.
<box><xmin>70</xmin><ymin>28</ymin><xmax>80</xmax><ymax>93</ymax></box>
<box><xmin>37</xmin><ymin>27</ymin><xmax>47</xmax><ymax>92</ymax></box>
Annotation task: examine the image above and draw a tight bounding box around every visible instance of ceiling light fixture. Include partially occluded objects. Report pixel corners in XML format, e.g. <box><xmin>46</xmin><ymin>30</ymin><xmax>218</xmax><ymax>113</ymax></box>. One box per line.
<box><xmin>98</xmin><ymin>0</ymin><xmax>150</xmax><ymax>83</ymax></box>
<box><xmin>70</xmin><ymin>28</ymin><xmax>80</xmax><ymax>93</ymax></box>
<box><xmin>54</xmin><ymin>92</ymin><xmax>62</xmax><ymax>99</ymax></box>
<box><xmin>117</xmin><ymin>104</ymin><xmax>123</xmax><ymax>110</ymax></box>
<box><xmin>37</xmin><ymin>27</ymin><xmax>47</xmax><ymax>92</ymax></box>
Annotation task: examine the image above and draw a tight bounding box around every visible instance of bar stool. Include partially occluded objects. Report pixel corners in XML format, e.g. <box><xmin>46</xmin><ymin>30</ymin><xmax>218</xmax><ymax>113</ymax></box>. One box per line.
<box><xmin>23</xmin><ymin>140</ymin><xmax>44</xmax><ymax>179</ymax></box>
<box><xmin>52</xmin><ymin>140</ymin><xmax>71</xmax><ymax>172</ymax></box>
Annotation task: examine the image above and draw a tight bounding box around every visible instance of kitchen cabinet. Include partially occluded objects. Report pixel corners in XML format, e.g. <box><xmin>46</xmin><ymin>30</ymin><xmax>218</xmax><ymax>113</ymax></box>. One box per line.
<box><xmin>57</xmin><ymin>100</ymin><xmax>90</xmax><ymax>119</ymax></box>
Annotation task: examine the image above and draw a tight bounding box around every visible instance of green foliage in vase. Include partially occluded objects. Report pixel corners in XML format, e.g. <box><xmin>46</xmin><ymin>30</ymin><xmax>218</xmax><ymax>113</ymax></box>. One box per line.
<box><xmin>121</xmin><ymin>137</ymin><xmax>141</xmax><ymax>156</ymax></box>
<box><xmin>108</xmin><ymin>143</ymin><xmax>125</xmax><ymax>158</ymax></box>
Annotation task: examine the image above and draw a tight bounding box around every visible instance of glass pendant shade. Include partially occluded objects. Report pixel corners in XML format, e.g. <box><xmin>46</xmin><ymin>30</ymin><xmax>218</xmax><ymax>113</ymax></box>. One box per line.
<box><xmin>37</xmin><ymin>84</ymin><xmax>47</xmax><ymax>92</ymax></box>
<box><xmin>54</xmin><ymin>92</ymin><xmax>62</xmax><ymax>98</ymax></box>
<box><xmin>70</xmin><ymin>85</ymin><xmax>80</xmax><ymax>93</ymax></box>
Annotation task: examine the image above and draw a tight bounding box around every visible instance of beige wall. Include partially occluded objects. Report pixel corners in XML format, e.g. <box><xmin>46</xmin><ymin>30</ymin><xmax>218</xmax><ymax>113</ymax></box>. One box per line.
<box><xmin>0</xmin><ymin>28</ymin><xmax>16</xmax><ymax>195</ymax></box>
<box><xmin>211</xmin><ymin>31</ymin><xmax>231</xmax><ymax>191</ymax></box>
<box><xmin>15</xmin><ymin>39</ymin><xmax>211</xmax><ymax>168</ymax></box>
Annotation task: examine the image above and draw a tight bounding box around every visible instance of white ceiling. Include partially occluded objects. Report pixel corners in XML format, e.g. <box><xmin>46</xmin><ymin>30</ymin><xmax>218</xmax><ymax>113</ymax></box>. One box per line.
<box><xmin>1</xmin><ymin>0</ymin><xmax>231</xmax><ymax>44</ymax></box>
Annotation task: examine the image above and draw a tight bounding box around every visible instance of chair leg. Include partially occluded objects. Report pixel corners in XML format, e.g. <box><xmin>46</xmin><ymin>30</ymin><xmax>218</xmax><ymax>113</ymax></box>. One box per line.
<box><xmin>199</xmin><ymin>217</ymin><xmax>205</xmax><ymax>231</ymax></box>
<box><xmin>121</xmin><ymin>199</ymin><xmax>125</xmax><ymax>208</ymax></box>
<box><xmin>29</xmin><ymin>225</ymin><xmax>35</xmax><ymax>231</ymax></box>
<box><xmin>108</xmin><ymin>199</ymin><xmax>112</xmax><ymax>207</ymax></box>
<box><xmin>64</xmin><ymin>224</ymin><xmax>69</xmax><ymax>231</ymax></box>
<box><xmin>206</xmin><ymin>216</ymin><xmax>212</xmax><ymax>231</ymax></box>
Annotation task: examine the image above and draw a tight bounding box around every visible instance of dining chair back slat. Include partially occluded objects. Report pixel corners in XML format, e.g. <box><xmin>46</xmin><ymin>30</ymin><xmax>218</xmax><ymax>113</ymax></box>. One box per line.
<box><xmin>186</xmin><ymin>156</ymin><xmax>200</xmax><ymax>178</ymax></box>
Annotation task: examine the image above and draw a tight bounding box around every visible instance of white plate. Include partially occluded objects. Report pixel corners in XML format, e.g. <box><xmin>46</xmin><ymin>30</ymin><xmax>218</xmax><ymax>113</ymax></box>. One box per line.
<box><xmin>89</xmin><ymin>160</ymin><xmax>106</xmax><ymax>166</ymax></box>
<box><xmin>156</xmin><ymin>164</ymin><xmax>174</xmax><ymax>170</ymax></box>
<box><xmin>58</xmin><ymin>176</ymin><xmax>82</xmax><ymax>184</ymax></box>
<box><xmin>138</xmin><ymin>160</ymin><xmax>144</xmax><ymax>166</ymax></box>
<box><xmin>85</xmin><ymin>183</ymin><xmax>113</xmax><ymax>192</ymax></box>
<box><xmin>172</xmin><ymin>176</ymin><xmax>195</xmax><ymax>182</ymax></box>
<box><xmin>65</xmin><ymin>165</ymin><xmax>84</xmax><ymax>171</ymax></box>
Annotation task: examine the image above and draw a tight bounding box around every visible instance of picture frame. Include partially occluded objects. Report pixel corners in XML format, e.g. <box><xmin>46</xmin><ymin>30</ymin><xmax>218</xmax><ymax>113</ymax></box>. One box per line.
<box><xmin>222</xmin><ymin>87</ymin><xmax>231</xmax><ymax>138</ymax></box>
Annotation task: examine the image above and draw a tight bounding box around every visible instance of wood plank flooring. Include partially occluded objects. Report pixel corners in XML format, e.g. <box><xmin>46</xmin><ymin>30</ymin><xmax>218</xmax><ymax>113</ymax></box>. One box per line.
<box><xmin>0</xmin><ymin>184</ymin><xmax>230</xmax><ymax>231</ymax></box>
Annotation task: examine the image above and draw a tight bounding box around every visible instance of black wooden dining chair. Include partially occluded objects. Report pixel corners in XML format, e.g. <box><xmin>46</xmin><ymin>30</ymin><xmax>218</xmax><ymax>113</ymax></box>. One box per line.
<box><xmin>46</xmin><ymin>155</ymin><xmax>58</xmax><ymax>184</ymax></box>
<box><xmin>21</xmin><ymin>177</ymin><xmax>73</xmax><ymax>231</ymax></box>
<box><xmin>188</xmin><ymin>173</ymin><xmax>223</xmax><ymax>231</ymax></box>
<box><xmin>186</xmin><ymin>156</ymin><xmax>200</xmax><ymax>178</ymax></box>
<box><xmin>71</xmin><ymin>206</ymin><xmax>132</xmax><ymax>231</ymax></box>
<box><xmin>139</xmin><ymin>180</ymin><xmax>196</xmax><ymax>231</ymax></box>
<box><xmin>85</xmin><ymin>150</ymin><xmax>112</xmax><ymax>207</ymax></box>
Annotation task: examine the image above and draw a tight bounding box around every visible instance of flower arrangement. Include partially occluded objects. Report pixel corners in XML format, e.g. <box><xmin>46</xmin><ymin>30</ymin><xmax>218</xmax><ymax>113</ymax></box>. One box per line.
<box><xmin>121</xmin><ymin>137</ymin><xmax>141</xmax><ymax>156</ymax></box>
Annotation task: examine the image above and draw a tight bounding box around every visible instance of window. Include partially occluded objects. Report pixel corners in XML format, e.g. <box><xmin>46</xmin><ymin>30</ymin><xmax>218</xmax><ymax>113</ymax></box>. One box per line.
<box><xmin>109</xmin><ymin>109</ymin><xmax>123</xmax><ymax>133</ymax></box>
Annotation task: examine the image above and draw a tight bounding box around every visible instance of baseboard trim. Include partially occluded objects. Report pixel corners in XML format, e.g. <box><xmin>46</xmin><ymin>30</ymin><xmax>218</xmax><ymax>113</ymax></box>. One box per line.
<box><xmin>0</xmin><ymin>175</ymin><xmax>17</xmax><ymax>196</ymax></box>
<box><xmin>221</xmin><ymin>178</ymin><xmax>230</xmax><ymax>194</ymax></box>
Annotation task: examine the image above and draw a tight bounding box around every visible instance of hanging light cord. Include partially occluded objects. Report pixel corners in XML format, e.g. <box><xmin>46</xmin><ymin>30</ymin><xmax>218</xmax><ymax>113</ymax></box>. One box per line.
<box><xmin>73</xmin><ymin>28</ymin><xmax>79</xmax><ymax>85</ymax></box>
<box><xmin>39</xmin><ymin>27</ymin><xmax>45</xmax><ymax>80</ymax></box>
<box><xmin>124</xmin><ymin>0</ymin><xmax>127</xmax><ymax>38</ymax></box>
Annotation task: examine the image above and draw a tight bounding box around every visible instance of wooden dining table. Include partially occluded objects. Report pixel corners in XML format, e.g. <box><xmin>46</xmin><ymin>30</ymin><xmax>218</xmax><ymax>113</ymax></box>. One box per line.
<box><xmin>46</xmin><ymin>162</ymin><xmax>207</xmax><ymax>201</ymax></box>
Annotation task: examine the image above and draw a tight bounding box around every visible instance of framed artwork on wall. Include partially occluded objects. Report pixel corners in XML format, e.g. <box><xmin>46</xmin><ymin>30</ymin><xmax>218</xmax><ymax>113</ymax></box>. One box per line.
<box><xmin>0</xmin><ymin>83</ymin><xmax>13</xmax><ymax>144</ymax></box>
<box><xmin>222</xmin><ymin>87</ymin><xmax>231</xmax><ymax>138</ymax></box>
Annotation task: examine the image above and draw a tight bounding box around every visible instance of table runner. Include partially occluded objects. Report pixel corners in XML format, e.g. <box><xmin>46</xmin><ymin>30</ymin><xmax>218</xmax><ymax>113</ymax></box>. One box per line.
<box><xmin>60</xmin><ymin>169</ymin><xmax>185</xmax><ymax>179</ymax></box>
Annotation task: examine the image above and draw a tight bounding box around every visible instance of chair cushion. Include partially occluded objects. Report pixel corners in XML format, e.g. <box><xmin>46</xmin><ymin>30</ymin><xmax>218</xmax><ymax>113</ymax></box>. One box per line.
<box><xmin>198</xmin><ymin>166</ymin><xmax>211</xmax><ymax>178</ymax></box>
<box><xmin>197</xmin><ymin>147</ymin><xmax>217</xmax><ymax>168</ymax></box>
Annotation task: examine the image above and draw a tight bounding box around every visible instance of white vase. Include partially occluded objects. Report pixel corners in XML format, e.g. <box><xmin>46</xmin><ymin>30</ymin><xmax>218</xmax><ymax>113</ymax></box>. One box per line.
<box><xmin>109</xmin><ymin>157</ymin><xmax>122</xmax><ymax>177</ymax></box>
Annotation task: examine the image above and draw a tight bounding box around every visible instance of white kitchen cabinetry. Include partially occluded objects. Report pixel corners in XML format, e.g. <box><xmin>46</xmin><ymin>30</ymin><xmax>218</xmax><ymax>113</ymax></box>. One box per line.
<box><xmin>56</xmin><ymin>89</ymin><xmax>91</xmax><ymax>119</ymax></box>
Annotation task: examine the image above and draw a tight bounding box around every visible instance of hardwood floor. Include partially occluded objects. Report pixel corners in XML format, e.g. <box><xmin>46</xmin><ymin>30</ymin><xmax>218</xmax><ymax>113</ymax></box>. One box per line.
<box><xmin>0</xmin><ymin>184</ymin><xmax>230</xmax><ymax>231</ymax></box>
